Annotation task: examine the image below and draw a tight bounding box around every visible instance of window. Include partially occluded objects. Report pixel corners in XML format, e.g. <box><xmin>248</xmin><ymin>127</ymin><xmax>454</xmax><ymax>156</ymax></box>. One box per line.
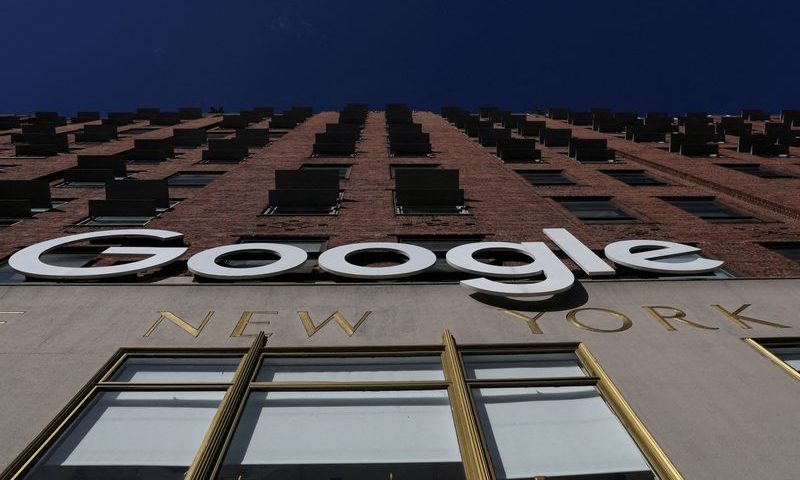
<box><xmin>263</xmin><ymin>193</ymin><xmax>342</xmax><ymax>215</ymax></box>
<box><xmin>265</xmin><ymin>170</ymin><xmax>341</xmax><ymax>216</ymax></box>
<box><xmin>516</xmin><ymin>169</ymin><xmax>575</xmax><ymax>185</ymax></box>
<box><xmin>553</xmin><ymin>197</ymin><xmax>639</xmax><ymax>223</ymax></box>
<box><xmin>77</xmin><ymin>200</ymin><xmax>180</xmax><ymax>227</ymax></box>
<box><xmin>761</xmin><ymin>243</ymin><xmax>800</xmax><ymax>262</ymax></box>
<box><xmin>662</xmin><ymin>197</ymin><xmax>760</xmax><ymax>223</ymax></box>
<box><xmin>603</xmin><ymin>170</ymin><xmax>666</xmax><ymax>186</ymax></box>
<box><xmin>464</xmin><ymin>350</ymin><xmax>654</xmax><ymax>479</ymax></box>
<box><xmin>167</xmin><ymin>172</ymin><xmax>223</xmax><ymax>187</ymax></box>
<box><xmin>300</xmin><ymin>164</ymin><xmax>352</xmax><ymax>179</ymax></box>
<box><xmin>0</xmin><ymin>217</ymin><xmax>24</xmax><ymax>227</ymax></box>
<box><xmin>0</xmin><ymin>249</ymin><xmax>100</xmax><ymax>282</ymax></box>
<box><xmin>745</xmin><ymin>339</ymin><xmax>800</xmax><ymax>382</ymax></box>
<box><xmin>390</xmin><ymin>163</ymin><xmax>439</xmax><ymax>178</ymax></box>
<box><xmin>60</xmin><ymin>180</ymin><xmax>110</xmax><ymax>188</ymax></box>
<box><xmin>0</xmin><ymin>199</ymin><xmax>69</xmax><ymax>227</ymax></box>
<box><xmin>61</xmin><ymin>174</ymin><xmax>129</xmax><ymax>188</ymax></box>
<box><xmin>8</xmin><ymin>334</ymin><xmax>678</xmax><ymax>480</ymax></box>
<box><xmin>215</xmin><ymin>237</ymin><xmax>327</xmax><ymax>275</ymax></box>
<box><xmin>613</xmin><ymin>251</ymin><xmax>734</xmax><ymax>280</ymax></box>
<box><xmin>76</xmin><ymin>215</ymin><xmax>154</xmax><ymax>227</ymax></box>
<box><xmin>394</xmin><ymin>196</ymin><xmax>469</xmax><ymax>215</ymax></box>
<box><xmin>399</xmin><ymin>236</ymin><xmax>485</xmax><ymax>280</ymax></box>
<box><xmin>720</xmin><ymin>164</ymin><xmax>793</xmax><ymax>179</ymax></box>
<box><xmin>394</xmin><ymin>169</ymin><xmax>468</xmax><ymax>215</ymax></box>
<box><xmin>206</xmin><ymin>131</ymin><xmax>234</xmax><ymax>139</ymax></box>
<box><xmin>118</xmin><ymin>128</ymin><xmax>158</xmax><ymax>136</ymax></box>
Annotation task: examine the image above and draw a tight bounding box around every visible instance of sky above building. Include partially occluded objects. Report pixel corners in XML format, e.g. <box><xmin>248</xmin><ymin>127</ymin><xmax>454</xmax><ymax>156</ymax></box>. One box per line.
<box><xmin>1</xmin><ymin>0</ymin><xmax>797</xmax><ymax>115</ymax></box>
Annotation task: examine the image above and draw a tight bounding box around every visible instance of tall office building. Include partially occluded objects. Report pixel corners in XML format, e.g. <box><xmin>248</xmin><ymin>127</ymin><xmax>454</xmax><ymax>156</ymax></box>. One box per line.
<box><xmin>0</xmin><ymin>104</ymin><xmax>799</xmax><ymax>479</ymax></box>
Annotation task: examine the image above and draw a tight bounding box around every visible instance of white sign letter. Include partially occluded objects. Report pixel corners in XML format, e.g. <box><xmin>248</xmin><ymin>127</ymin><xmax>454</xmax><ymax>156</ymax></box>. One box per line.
<box><xmin>604</xmin><ymin>240</ymin><xmax>723</xmax><ymax>274</ymax></box>
<box><xmin>318</xmin><ymin>242</ymin><xmax>436</xmax><ymax>279</ymax></box>
<box><xmin>8</xmin><ymin>229</ymin><xmax>186</xmax><ymax>280</ymax></box>
<box><xmin>188</xmin><ymin>243</ymin><xmax>307</xmax><ymax>280</ymax></box>
<box><xmin>446</xmin><ymin>242</ymin><xmax>575</xmax><ymax>297</ymax></box>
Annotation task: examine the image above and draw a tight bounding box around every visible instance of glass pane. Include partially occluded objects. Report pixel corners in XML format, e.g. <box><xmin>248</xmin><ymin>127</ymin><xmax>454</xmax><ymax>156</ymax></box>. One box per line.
<box><xmin>79</xmin><ymin>216</ymin><xmax>152</xmax><ymax>226</ymax></box>
<box><xmin>473</xmin><ymin>387</ymin><xmax>653</xmax><ymax>479</ymax></box>
<box><xmin>463</xmin><ymin>353</ymin><xmax>585</xmax><ymax>379</ymax></box>
<box><xmin>239</xmin><ymin>238</ymin><xmax>326</xmax><ymax>253</ymax></box>
<box><xmin>110</xmin><ymin>357</ymin><xmax>241</xmax><ymax>382</ymax></box>
<box><xmin>653</xmin><ymin>253</ymin><xmax>733</xmax><ymax>279</ymax></box>
<box><xmin>769</xmin><ymin>346</ymin><xmax>800</xmax><ymax>370</ymax></box>
<box><xmin>256</xmin><ymin>356</ymin><xmax>444</xmax><ymax>382</ymax></box>
<box><xmin>167</xmin><ymin>173</ymin><xmax>220</xmax><ymax>186</ymax></box>
<box><xmin>24</xmin><ymin>390</ymin><xmax>224</xmax><ymax>480</ymax></box>
<box><xmin>1</xmin><ymin>253</ymin><xmax>97</xmax><ymax>283</ymax></box>
<box><xmin>219</xmin><ymin>390</ymin><xmax>465</xmax><ymax>479</ymax></box>
<box><xmin>398</xmin><ymin>205</ymin><xmax>467</xmax><ymax>215</ymax></box>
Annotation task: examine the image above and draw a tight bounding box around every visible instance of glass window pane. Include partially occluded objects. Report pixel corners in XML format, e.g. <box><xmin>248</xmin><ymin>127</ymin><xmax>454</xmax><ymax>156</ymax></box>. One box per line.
<box><xmin>256</xmin><ymin>356</ymin><xmax>444</xmax><ymax>382</ymax></box>
<box><xmin>218</xmin><ymin>390</ymin><xmax>464</xmax><ymax>479</ymax></box>
<box><xmin>78</xmin><ymin>216</ymin><xmax>153</xmax><ymax>226</ymax></box>
<box><xmin>652</xmin><ymin>252</ymin><xmax>733</xmax><ymax>279</ymax></box>
<box><xmin>300</xmin><ymin>165</ymin><xmax>351</xmax><ymax>179</ymax></box>
<box><xmin>463</xmin><ymin>353</ymin><xmax>585</xmax><ymax>379</ymax></box>
<box><xmin>110</xmin><ymin>357</ymin><xmax>241</xmax><ymax>382</ymax></box>
<box><xmin>769</xmin><ymin>346</ymin><xmax>800</xmax><ymax>370</ymax></box>
<box><xmin>557</xmin><ymin>199</ymin><xmax>635</xmax><ymax>221</ymax></box>
<box><xmin>167</xmin><ymin>173</ymin><xmax>221</xmax><ymax>187</ymax></box>
<box><xmin>25</xmin><ymin>390</ymin><xmax>224</xmax><ymax>480</ymax></box>
<box><xmin>764</xmin><ymin>244</ymin><xmax>800</xmax><ymax>262</ymax></box>
<box><xmin>239</xmin><ymin>237</ymin><xmax>326</xmax><ymax>253</ymax></box>
<box><xmin>518</xmin><ymin>171</ymin><xmax>575</xmax><ymax>185</ymax></box>
<box><xmin>473</xmin><ymin>386</ymin><xmax>653</xmax><ymax>479</ymax></box>
<box><xmin>1</xmin><ymin>253</ymin><xmax>97</xmax><ymax>283</ymax></box>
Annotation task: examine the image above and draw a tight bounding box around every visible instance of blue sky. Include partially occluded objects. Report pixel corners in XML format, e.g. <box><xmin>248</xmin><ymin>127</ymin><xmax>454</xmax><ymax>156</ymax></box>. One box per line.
<box><xmin>1</xmin><ymin>0</ymin><xmax>797</xmax><ymax>115</ymax></box>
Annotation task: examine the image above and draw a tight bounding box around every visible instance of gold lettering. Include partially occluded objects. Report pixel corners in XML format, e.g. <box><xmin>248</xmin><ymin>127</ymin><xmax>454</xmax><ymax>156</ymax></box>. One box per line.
<box><xmin>297</xmin><ymin>311</ymin><xmax>372</xmax><ymax>337</ymax></box>
<box><xmin>642</xmin><ymin>306</ymin><xmax>718</xmax><ymax>331</ymax></box>
<box><xmin>230</xmin><ymin>311</ymin><xmax>277</xmax><ymax>338</ymax></box>
<box><xmin>144</xmin><ymin>311</ymin><xmax>214</xmax><ymax>338</ymax></box>
<box><xmin>0</xmin><ymin>311</ymin><xmax>25</xmax><ymax>325</ymax></box>
<box><xmin>503</xmin><ymin>310</ymin><xmax>546</xmax><ymax>334</ymax></box>
<box><xmin>566</xmin><ymin>307</ymin><xmax>632</xmax><ymax>333</ymax></box>
<box><xmin>712</xmin><ymin>304</ymin><xmax>790</xmax><ymax>330</ymax></box>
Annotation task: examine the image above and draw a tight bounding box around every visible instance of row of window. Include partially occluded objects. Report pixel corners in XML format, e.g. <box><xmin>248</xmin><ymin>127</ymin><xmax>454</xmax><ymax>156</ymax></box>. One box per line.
<box><xmin>518</xmin><ymin>165</ymin><xmax>794</xmax><ymax>187</ymax></box>
<box><xmin>55</xmin><ymin>164</ymin><xmax>438</xmax><ymax>190</ymax></box>
<box><xmin>9</xmin><ymin>336</ymin><xmax>800</xmax><ymax>480</ymax></box>
<box><xmin>553</xmin><ymin>196</ymin><xmax>762</xmax><ymax>223</ymax></box>
<box><xmin>5</xmin><ymin>334</ymin><xmax>675</xmax><ymax>480</ymax></box>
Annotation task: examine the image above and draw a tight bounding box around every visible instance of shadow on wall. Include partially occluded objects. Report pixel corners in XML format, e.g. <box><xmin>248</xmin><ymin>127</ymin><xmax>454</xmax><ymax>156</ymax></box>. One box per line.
<box><xmin>469</xmin><ymin>282</ymin><xmax>589</xmax><ymax>311</ymax></box>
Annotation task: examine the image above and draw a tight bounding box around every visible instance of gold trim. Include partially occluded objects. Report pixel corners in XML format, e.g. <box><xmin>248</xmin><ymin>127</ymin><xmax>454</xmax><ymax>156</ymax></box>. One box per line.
<box><xmin>100</xmin><ymin>350</ymin><xmax>246</xmax><ymax>383</ymax></box>
<box><xmin>261</xmin><ymin>345</ymin><xmax>443</xmax><ymax>354</ymax></box>
<box><xmin>186</xmin><ymin>332</ymin><xmax>267</xmax><ymax>480</ymax></box>
<box><xmin>744</xmin><ymin>338</ymin><xmax>800</xmax><ymax>382</ymax></box>
<box><xmin>442</xmin><ymin>330</ymin><xmax>492</xmax><ymax>480</ymax></box>
<box><xmin>576</xmin><ymin>344</ymin><xmax>684</xmax><ymax>480</ymax></box>
<box><xmin>2</xmin><ymin>338</ymin><xmax>686</xmax><ymax>480</ymax></box>
<box><xmin>465</xmin><ymin>378</ymin><xmax>598</xmax><ymax>388</ymax></box>
<box><xmin>248</xmin><ymin>381</ymin><xmax>450</xmax><ymax>391</ymax></box>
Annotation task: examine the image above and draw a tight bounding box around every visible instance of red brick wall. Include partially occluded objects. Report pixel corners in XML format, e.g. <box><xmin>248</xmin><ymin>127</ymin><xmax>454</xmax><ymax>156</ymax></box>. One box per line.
<box><xmin>1</xmin><ymin>109</ymin><xmax>799</xmax><ymax>278</ymax></box>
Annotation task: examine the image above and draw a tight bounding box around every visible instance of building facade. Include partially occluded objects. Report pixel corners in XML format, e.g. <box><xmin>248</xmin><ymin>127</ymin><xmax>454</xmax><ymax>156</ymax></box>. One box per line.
<box><xmin>0</xmin><ymin>105</ymin><xmax>799</xmax><ymax>479</ymax></box>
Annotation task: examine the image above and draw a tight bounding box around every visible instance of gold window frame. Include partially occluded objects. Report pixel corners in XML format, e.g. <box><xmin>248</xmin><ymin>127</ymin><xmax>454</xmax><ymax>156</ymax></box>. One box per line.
<box><xmin>744</xmin><ymin>337</ymin><xmax>800</xmax><ymax>382</ymax></box>
<box><xmin>1</xmin><ymin>331</ymin><xmax>683</xmax><ymax>480</ymax></box>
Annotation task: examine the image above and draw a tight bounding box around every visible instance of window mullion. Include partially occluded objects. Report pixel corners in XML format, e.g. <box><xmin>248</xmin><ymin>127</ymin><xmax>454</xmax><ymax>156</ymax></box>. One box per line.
<box><xmin>185</xmin><ymin>331</ymin><xmax>267</xmax><ymax>480</ymax></box>
<box><xmin>441</xmin><ymin>330</ymin><xmax>492</xmax><ymax>480</ymax></box>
